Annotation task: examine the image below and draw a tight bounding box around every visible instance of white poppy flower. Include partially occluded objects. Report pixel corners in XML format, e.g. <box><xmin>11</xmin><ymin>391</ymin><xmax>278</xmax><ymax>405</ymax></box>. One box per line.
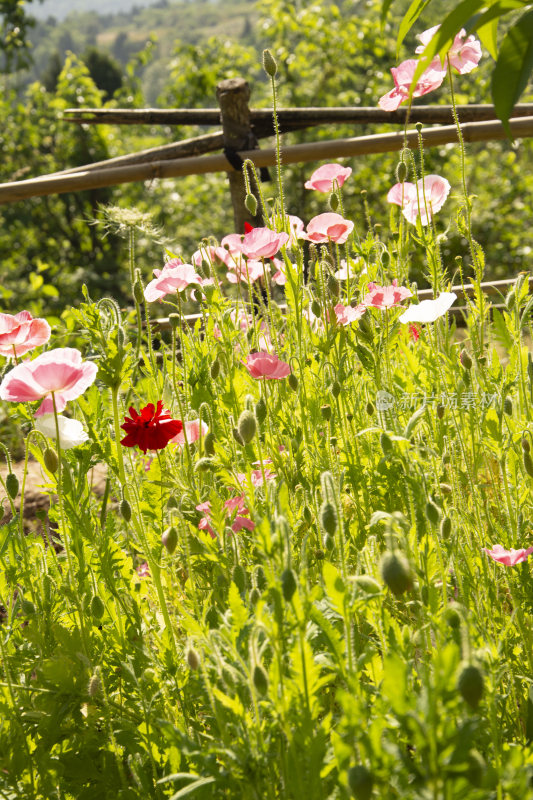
<box><xmin>398</xmin><ymin>292</ymin><xmax>457</xmax><ymax>324</ymax></box>
<box><xmin>34</xmin><ymin>414</ymin><xmax>89</xmax><ymax>449</ymax></box>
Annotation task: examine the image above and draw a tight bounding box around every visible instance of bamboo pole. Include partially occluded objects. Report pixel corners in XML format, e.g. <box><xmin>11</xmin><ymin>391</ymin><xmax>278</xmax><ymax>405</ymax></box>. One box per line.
<box><xmin>2</xmin><ymin>116</ymin><xmax>533</xmax><ymax>205</ymax></box>
<box><xmin>63</xmin><ymin>103</ymin><xmax>533</xmax><ymax>128</ymax></box>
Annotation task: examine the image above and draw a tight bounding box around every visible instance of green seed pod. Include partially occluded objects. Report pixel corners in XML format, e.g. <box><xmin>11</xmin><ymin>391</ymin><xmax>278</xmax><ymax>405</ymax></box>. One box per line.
<box><xmin>380</xmin><ymin>551</ymin><xmax>413</xmax><ymax>596</ymax></box>
<box><xmin>187</xmin><ymin>647</ymin><xmax>200</xmax><ymax>670</ymax></box>
<box><xmin>329</xmin><ymin>193</ymin><xmax>339</xmax><ymax>211</ymax></box>
<box><xmin>90</xmin><ymin>595</ymin><xmax>105</xmax><ymax>620</ymax></box>
<box><xmin>20</xmin><ymin>598</ymin><xmax>36</xmax><ymax>616</ymax></box>
<box><xmin>503</xmin><ymin>396</ymin><xmax>513</xmax><ymax>416</ymax></box>
<box><xmin>120</xmin><ymin>498</ymin><xmax>132</xmax><ymax>522</ymax></box>
<box><xmin>366</xmin><ymin>401</ymin><xmax>374</xmax><ymax>416</ymax></box>
<box><xmin>353</xmin><ymin>575</ymin><xmax>381</xmax><ymax>595</ymax></box>
<box><xmin>425</xmin><ymin>500</ymin><xmax>440</xmax><ymax>526</ymax></box>
<box><xmin>5</xmin><ymin>472</ymin><xmax>18</xmax><ymax>499</ymax></box>
<box><xmin>314</xmin><ymin>548</ymin><xmax>325</xmax><ymax>560</ymax></box>
<box><xmin>436</xmin><ymin>403</ymin><xmax>445</xmax><ymax>419</ymax></box>
<box><xmin>281</xmin><ymin>568</ymin><xmax>297</xmax><ymax>602</ymax></box>
<box><xmin>380</xmin><ymin>432</ymin><xmax>393</xmax><ymax>457</ymax></box>
<box><xmin>44</xmin><ymin>447</ymin><xmax>59</xmax><ymax>474</ymax></box>
<box><xmin>395</xmin><ymin>160</ymin><xmax>408</xmax><ymax>183</ymax></box>
<box><xmin>253</xmin><ymin>663</ymin><xmax>269</xmax><ymax>696</ymax></box>
<box><xmin>133</xmin><ymin>279</ymin><xmax>145</xmax><ymax>305</ymax></box>
<box><xmin>440</xmin><ymin>516</ymin><xmax>452</xmax><ymax>539</ymax></box>
<box><xmin>238</xmin><ymin>410</ymin><xmax>257</xmax><ymax>444</ymax></box>
<box><xmin>524</xmin><ymin>451</ymin><xmax>533</xmax><ymax>478</ymax></box>
<box><xmin>204</xmin><ymin>431</ymin><xmax>216</xmax><ymax>456</ymax></box>
<box><xmin>347</xmin><ymin>764</ymin><xmax>374</xmax><ymax>800</ymax></box>
<box><xmin>162</xmin><ymin>526</ymin><xmax>178</xmax><ymax>554</ymax></box>
<box><xmin>245</xmin><ymin>193</ymin><xmax>258</xmax><ymax>216</ymax></box>
<box><xmin>460</xmin><ymin>349</ymin><xmax>472</xmax><ymax>370</ymax></box>
<box><xmin>321</xmin><ymin>404</ymin><xmax>332</xmax><ymax>422</ymax></box>
<box><xmin>210</xmin><ymin>357</ymin><xmax>220</xmax><ymax>380</ymax></box>
<box><xmin>331</xmin><ymin>380</ymin><xmax>341</xmax><ymax>398</ymax></box>
<box><xmin>168</xmin><ymin>313</ymin><xmax>181</xmax><ymax>330</ymax></box>
<box><xmin>320</xmin><ymin>501</ymin><xmax>337</xmax><ymax>535</ymax></box>
<box><xmin>288</xmin><ymin>372</ymin><xmax>299</xmax><ymax>392</ymax></box>
<box><xmin>262</xmin><ymin>49</ymin><xmax>277</xmax><ymax>77</ymax></box>
<box><xmin>457</xmin><ymin>663</ymin><xmax>484</xmax><ymax>708</ymax></box>
<box><xmin>311</xmin><ymin>299</ymin><xmax>322</xmax><ymax>318</ymax></box>
<box><xmin>232</xmin><ymin>564</ymin><xmax>246</xmax><ymax>593</ymax></box>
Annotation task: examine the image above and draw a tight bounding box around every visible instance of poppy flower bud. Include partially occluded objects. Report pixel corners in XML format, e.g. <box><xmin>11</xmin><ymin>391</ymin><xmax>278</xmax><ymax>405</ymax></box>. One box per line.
<box><xmin>204</xmin><ymin>432</ymin><xmax>216</xmax><ymax>456</ymax></box>
<box><xmin>254</xmin><ymin>397</ymin><xmax>267</xmax><ymax>424</ymax></box>
<box><xmin>232</xmin><ymin>564</ymin><xmax>246</xmax><ymax>593</ymax></box>
<box><xmin>324</xmin><ymin>533</ymin><xmax>335</xmax><ymax>551</ymax></box>
<box><xmin>90</xmin><ymin>595</ymin><xmax>105</xmax><ymax>620</ymax></box>
<box><xmin>503</xmin><ymin>396</ymin><xmax>513</xmax><ymax>416</ymax></box>
<box><xmin>187</xmin><ymin>647</ymin><xmax>200</xmax><ymax>670</ymax></box>
<box><xmin>253</xmin><ymin>663</ymin><xmax>269</xmax><ymax>695</ymax></box>
<box><xmin>440</xmin><ymin>515</ymin><xmax>452</xmax><ymax>539</ymax></box>
<box><xmin>166</xmin><ymin>495</ymin><xmax>179</xmax><ymax>510</ymax></box>
<box><xmin>232</xmin><ymin>427</ymin><xmax>245</xmax><ymax>446</ymax></box>
<box><xmin>522</xmin><ymin>437</ymin><xmax>530</xmax><ymax>453</ymax></box>
<box><xmin>425</xmin><ymin>500</ymin><xmax>440</xmax><ymax>526</ymax></box>
<box><xmin>5</xmin><ymin>472</ymin><xmax>18</xmax><ymax>499</ymax></box>
<box><xmin>303</xmin><ymin>505</ymin><xmax>312</xmax><ymax>524</ymax></box>
<box><xmin>21</xmin><ymin>598</ymin><xmax>36</xmax><ymax>616</ymax></box>
<box><xmin>439</xmin><ymin>483</ymin><xmax>452</xmax><ymax>495</ymax></box>
<box><xmin>380</xmin><ymin>551</ymin><xmax>412</xmax><ymax>595</ymax></box>
<box><xmin>436</xmin><ymin>403</ymin><xmax>445</xmax><ymax>419</ymax></box>
<box><xmin>460</xmin><ymin>349</ymin><xmax>472</xmax><ymax>370</ymax></box>
<box><xmin>245</xmin><ymin>193</ymin><xmax>258</xmax><ymax>216</ymax></box>
<box><xmin>347</xmin><ymin>764</ymin><xmax>374</xmax><ymax>800</ymax></box>
<box><xmin>320</xmin><ymin>501</ymin><xmax>337</xmax><ymax>535</ymax></box>
<box><xmin>381</xmin><ymin>250</ymin><xmax>390</xmax><ymax>268</ymax></box>
<box><xmin>444</xmin><ymin>603</ymin><xmax>461</xmax><ymax>629</ymax></box>
<box><xmin>523</xmin><ymin>451</ymin><xmax>533</xmax><ymax>478</ymax></box>
<box><xmin>366</xmin><ymin>401</ymin><xmax>374</xmax><ymax>416</ymax></box>
<box><xmin>457</xmin><ymin>663</ymin><xmax>484</xmax><ymax>708</ymax></box>
<box><xmin>327</xmin><ymin>273</ymin><xmax>340</xmax><ymax>297</ymax></box>
<box><xmin>195</xmin><ymin>457</ymin><xmax>215</xmax><ymax>472</ymax></box>
<box><xmin>314</xmin><ymin>548</ymin><xmax>325</xmax><ymax>560</ymax></box>
<box><xmin>210</xmin><ymin>357</ymin><xmax>220</xmax><ymax>380</ymax></box>
<box><xmin>321</xmin><ymin>404</ymin><xmax>332</xmax><ymax>421</ymax></box>
<box><xmin>380</xmin><ymin>432</ymin><xmax>393</xmax><ymax>457</ymax></box>
<box><xmin>133</xmin><ymin>279</ymin><xmax>145</xmax><ymax>305</ymax></box>
<box><xmin>395</xmin><ymin>160</ymin><xmax>408</xmax><ymax>183</ymax></box>
<box><xmin>120</xmin><ymin>498</ymin><xmax>132</xmax><ymax>522</ymax></box>
<box><xmin>88</xmin><ymin>672</ymin><xmax>102</xmax><ymax>697</ymax></box>
<box><xmin>262</xmin><ymin>49</ymin><xmax>277</xmax><ymax>77</ymax></box>
<box><xmin>353</xmin><ymin>575</ymin><xmax>381</xmax><ymax>595</ymax></box>
<box><xmin>238</xmin><ymin>410</ymin><xmax>257</xmax><ymax>444</ymax></box>
<box><xmin>331</xmin><ymin>380</ymin><xmax>341</xmax><ymax>398</ymax></box>
<box><xmin>44</xmin><ymin>447</ymin><xmax>59</xmax><ymax>474</ymax></box>
<box><xmin>288</xmin><ymin>372</ymin><xmax>299</xmax><ymax>392</ymax></box>
<box><xmin>281</xmin><ymin>568</ymin><xmax>297</xmax><ymax>601</ymax></box>
<box><xmin>329</xmin><ymin>193</ymin><xmax>339</xmax><ymax>211</ymax></box>
<box><xmin>311</xmin><ymin>299</ymin><xmax>322</xmax><ymax>318</ymax></box>
<box><xmin>162</xmin><ymin>526</ymin><xmax>178</xmax><ymax>554</ymax></box>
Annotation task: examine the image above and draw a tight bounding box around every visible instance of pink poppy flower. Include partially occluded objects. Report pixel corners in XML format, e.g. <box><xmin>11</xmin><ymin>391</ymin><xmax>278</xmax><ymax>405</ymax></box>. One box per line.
<box><xmin>271</xmin><ymin>258</ymin><xmax>287</xmax><ymax>286</ymax></box>
<box><xmin>305</xmin><ymin>163</ymin><xmax>352</xmax><ymax>193</ymax></box>
<box><xmin>170</xmin><ymin>418</ymin><xmax>209</xmax><ymax>446</ymax></box>
<box><xmin>303</xmin><ymin>213</ymin><xmax>354</xmax><ymax>244</ymax></box>
<box><xmin>387</xmin><ymin>175</ymin><xmax>451</xmax><ymax>226</ymax></box>
<box><xmin>196</xmin><ymin>501</ymin><xmax>212</xmax><ymax>514</ymax></box>
<box><xmin>198</xmin><ymin>516</ymin><xmax>216</xmax><ymax>539</ymax></box>
<box><xmin>239</xmin><ymin>225</ymin><xmax>289</xmax><ymax>260</ymax></box>
<box><xmin>378</xmin><ymin>58</ymin><xmax>446</xmax><ymax>111</ymax></box>
<box><xmin>0</xmin><ymin>347</ymin><xmax>98</xmax><ymax>416</ymax></box>
<box><xmin>191</xmin><ymin>245</ymin><xmax>218</xmax><ymax>267</ymax></box>
<box><xmin>224</xmin><ymin>495</ymin><xmax>248</xmax><ymax>515</ymax></box>
<box><xmin>0</xmin><ymin>311</ymin><xmax>51</xmax><ymax>358</ymax></box>
<box><xmin>232</xmin><ymin>516</ymin><xmax>256</xmax><ymax>533</ymax></box>
<box><xmin>484</xmin><ymin>544</ymin><xmax>533</xmax><ymax>566</ymax></box>
<box><xmin>244</xmin><ymin>352</ymin><xmax>291</xmax><ymax>380</ymax></box>
<box><xmin>409</xmin><ymin>324</ymin><xmax>420</xmax><ymax>342</ymax></box>
<box><xmin>334</xmin><ymin>303</ymin><xmax>366</xmax><ymax>326</ymax></box>
<box><xmin>144</xmin><ymin>259</ymin><xmax>203</xmax><ymax>303</ymax></box>
<box><xmin>416</xmin><ymin>25</ymin><xmax>482</xmax><ymax>74</ymax></box>
<box><xmin>136</xmin><ymin>561</ymin><xmax>150</xmax><ymax>578</ymax></box>
<box><xmin>236</xmin><ymin>469</ymin><xmax>276</xmax><ymax>488</ymax></box>
<box><xmin>362</xmin><ymin>279</ymin><xmax>412</xmax><ymax>310</ymax></box>
<box><xmin>226</xmin><ymin>259</ymin><xmax>264</xmax><ymax>284</ymax></box>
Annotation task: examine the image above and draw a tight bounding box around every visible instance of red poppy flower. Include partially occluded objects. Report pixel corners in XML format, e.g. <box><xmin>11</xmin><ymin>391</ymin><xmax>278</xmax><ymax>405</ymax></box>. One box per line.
<box><xmin>120</xmin><ymin>401</ymin><xmax>182</xmax><ymax>454</ymax></box>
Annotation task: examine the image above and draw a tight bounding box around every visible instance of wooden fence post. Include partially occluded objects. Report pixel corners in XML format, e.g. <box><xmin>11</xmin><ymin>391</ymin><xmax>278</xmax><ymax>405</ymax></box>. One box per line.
<box><xmin>216</xmin><ymin>77</ymin><xmax>264</xmax><ymax>232</ymax></box>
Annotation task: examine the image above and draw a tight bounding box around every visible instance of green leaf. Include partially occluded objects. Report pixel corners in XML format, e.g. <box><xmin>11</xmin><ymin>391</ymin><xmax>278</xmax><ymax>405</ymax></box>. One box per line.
<box><xmin>169</xmin><ymin>777</ymin><xmax>216</xmax><ymax>799</ymax></box>
<box><xmin>403</xmin><ymin>405</ymin><xmax>426</xmax><ymax>439</ymax></box>
<box><xmin>476</xmin><ymin>17</ymin><xmax>498</xmax><ymax>59</ymax></box>
<box><xmin>322</xmin><ymin>562</ymin><xmax>346</xmax><ymax>615</ymax></box>
<box><xmin>382</xmin><ymin>653</ymin><xmax>408</xmax><ymax>714</ymax></box>
<box><xmin>227</xmin><ymin>581</ymin><xmax>248</xmax><ymax>634</ymax></box>
<box><xmin>396</xmin><ymin>0</ymin><xmax>433</xmax><ymax>56</ymax></box>
<box><xmin>492</xmin><ymin>308</ymin><xmax>514</xmax><ymax>352</ymax></box>
<box><xmin>492</xmin><ymin>8</ymin><xmax>533</xmax><ymax>134</ymax></box>
<box><xmin>526</xmin><ymin>684</ymin><xmax>533</xmax><ymax>743</ymax></box>
<box><xmin>381</xmin><ymin>0</ymin><xmax>396</xmax><ymax>26</ymax></box>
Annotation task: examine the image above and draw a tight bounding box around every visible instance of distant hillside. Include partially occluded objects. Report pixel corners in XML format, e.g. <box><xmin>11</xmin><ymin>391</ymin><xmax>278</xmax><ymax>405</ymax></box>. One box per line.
<box><xmin>31</xmin><ymin>0</ymin><xmax>216</xmax><ymax>22</ymax></box>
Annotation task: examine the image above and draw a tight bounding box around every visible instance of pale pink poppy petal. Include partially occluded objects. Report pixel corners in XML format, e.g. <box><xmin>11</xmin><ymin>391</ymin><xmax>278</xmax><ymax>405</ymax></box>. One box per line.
<box><xmin>304</xmin><ymin>163</ymin><xmax>352</xmax><ymax>192</ymax></box>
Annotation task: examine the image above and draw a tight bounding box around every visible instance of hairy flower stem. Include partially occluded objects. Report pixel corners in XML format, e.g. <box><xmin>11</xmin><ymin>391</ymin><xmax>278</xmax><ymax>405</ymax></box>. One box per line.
<box><xmin>270</xmin><ymin>74</ymin><xmax>285</xmax><ymax>221</ymax></box>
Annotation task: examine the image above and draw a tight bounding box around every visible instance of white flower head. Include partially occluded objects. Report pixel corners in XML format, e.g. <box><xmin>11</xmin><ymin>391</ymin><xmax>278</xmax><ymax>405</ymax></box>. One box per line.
<box><xmin>35</xmin><ymin>414</ymin><xmax>89</xmax><ymax>449</ymax></box>
<box><xmin>398</xmin><ymin>292</ymin><xmax>457</xmax><ymax>324</ymax></box>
